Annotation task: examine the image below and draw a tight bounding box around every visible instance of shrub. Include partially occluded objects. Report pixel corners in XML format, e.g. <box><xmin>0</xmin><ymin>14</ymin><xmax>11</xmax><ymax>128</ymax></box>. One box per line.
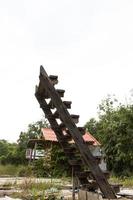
<box><xmin>18</xmin><ymin>165</ymin><xmax>33</xmax><ymax>177</ymax></box>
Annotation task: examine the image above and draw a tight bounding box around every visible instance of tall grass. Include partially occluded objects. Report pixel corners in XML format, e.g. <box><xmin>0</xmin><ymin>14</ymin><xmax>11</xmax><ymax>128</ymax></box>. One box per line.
<box><xmin>0</xmin><ymin>164</ymin><xmax>24</xmax><ymax>176</ymax></box>
<box><xmin>110</xmin><ymin>176</ymin><xmax>133</xmax><ymax>188</ymax></box>
<box><xmin>12</xmin><ymin>178</ymin><xmax>61</xmax><ymax>199</ymax></box>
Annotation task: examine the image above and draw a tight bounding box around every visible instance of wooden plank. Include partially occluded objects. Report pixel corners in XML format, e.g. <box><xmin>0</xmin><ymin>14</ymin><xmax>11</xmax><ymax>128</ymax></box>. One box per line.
<box><xmin>48</xmin><ymin>100</ymin><xmax>72</xmax><ymax>109</ymax></box>
<box><xmin>37</xmin><ymin>66</ymin><xmax>116</xmax><ymax>199</ymax></box>
<box><xmin>63</xmin><ymin>146</ymin><xmax>77</xmax><ymax>153</ymax></box>
<box><xmin>59</xmin><ymin>123</ymin><xmax>66</xmax><ymax>130</ymax></box>
<box><xmin>53</xmin><ymin>112</ymin><xmax>79</xmax><ymax>124</ymax></box>
<box><xmin>71</xmin><ymin>114</ymin><xmax>79</xmax><ymax>124</ymax></box>
<box><xmin>86</xmin><ymin>141</ymin><xmax>94</xmax><ymax>145</ymax></box>
<box><xmin>56</xmin><ymin>89</ymin><xmax>65</xmax><ymax>97</ymax></box>
<box><xmin>69</xmin><ymin>159</ymin><xmax>83</xmax><ymax>166</ymax></box>
<box><xmin>77</xmin><ymin>127</ymin><xmax>86</xmax><ymax>135</ymax></box>
<box><xmin>76</xmin><ymin>170</ymin><xmax>110</xmax><ymax>179</ymax></box>
<box><xmin>111</xmin><ymin>184</ymin><xmax>121</xmax><ymax>193</ymax></box>
<box><xmin>59</xmin><ymin>134</ymin><xmax>72</xmax><ymax>141</ymax></box>
<box><xmin>63</xmin><ymin>101</ymin><xmax>72</xmax><ymax>109</ymax></box>
<box><xmin>81</xmin><ymin>181</ymin><xmax>98</xmax><ymax>191</ymax></box>
<box><xmin>49</xmin><ymin>75</ymin><xmax>58</xmax><ymax>85</ymax></box>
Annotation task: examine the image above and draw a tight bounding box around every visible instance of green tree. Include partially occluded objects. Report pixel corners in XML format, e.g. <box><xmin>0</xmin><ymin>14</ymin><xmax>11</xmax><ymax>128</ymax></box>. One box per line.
<box><xmin>51</xmin><ymin>144</ymin><xmax>71</xmax><ymax>177</ymax></box>
<box><xmin>17</xmin><ymin>119</ymin><xmax>49</xmax><ymax>164</ymax></box>
<box><xmin>0</xmin><ymin>140</ymin><xmax>9</xmax><ymax>157</ymax></box>
<box><xmin>85</xmin><ymin>118</ymin><xmax>97</xmax><ymax>137</ymax></box>
<box><xmin>18</xmin><ymin>120</ymin><xmax>49</xmax><ymax>145</ymax></box>
<box><xmin>0</xmin><ymin>140</ymin><xmax>18</xmax><ymax>165</ymax></box>
<box><xmin>85</xmin><ymin>96</ymin><xmax>133</xmax><ymax>176</ymax></box>
<box><xmin>0</xmin><ymin>119</ymin><xmax>49</xmax><ymax>165</ymax></box>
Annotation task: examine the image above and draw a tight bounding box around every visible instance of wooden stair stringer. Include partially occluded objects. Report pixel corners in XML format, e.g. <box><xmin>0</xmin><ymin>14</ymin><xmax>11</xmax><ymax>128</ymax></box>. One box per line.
<box><xmin>35</xmin><ymin>66</ymin><xmax>116</xmax><ymax>199</ymax></box>
<box><xmin>35</xmin><ymin>95</ymin><xmax>91</xmax><ymax>188</ymax></box>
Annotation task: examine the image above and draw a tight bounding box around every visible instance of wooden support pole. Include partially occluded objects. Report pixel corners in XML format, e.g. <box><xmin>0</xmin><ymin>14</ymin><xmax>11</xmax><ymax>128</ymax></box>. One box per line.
<box><xmin>72</xmin><ymin>166</ymin><xmax>76</xmax><ymax>200</ymax></box>
<box><xmin>33</xmin><ymin>142</ymin><xmax>37</xmax><ymax>161</ymax></box>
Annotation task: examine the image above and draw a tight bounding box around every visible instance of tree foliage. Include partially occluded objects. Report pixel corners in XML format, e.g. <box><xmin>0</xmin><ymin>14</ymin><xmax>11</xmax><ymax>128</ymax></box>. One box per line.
<box><xmin>0</xmin><ymin>118</ymin><xmax>71</xmax><ymax>177</ymax></box>
<box><xmin>0</xmin><ymin>140</ymin><xmax>18</xmax><ymax>164</ymax></box>
<box><xmin>50</xmin><ymin>144</ymin><xmax>71</xmax><ymax>177</ymax></box>
<box><xmin>85</xmin><ymin>96</ymin><xmax>133</xmax><ymax>176</ymax></box>
<box><xmin>0</xmin><ymin>120</ymin><xmax>49</xmax><ymax>165</ymax></box>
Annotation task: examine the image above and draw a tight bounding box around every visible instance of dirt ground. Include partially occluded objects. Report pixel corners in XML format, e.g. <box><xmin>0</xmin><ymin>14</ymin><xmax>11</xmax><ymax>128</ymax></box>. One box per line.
<box><xmin>0</xmin><ymin>177</ymin><xmax>133</xmax><ymax>200</ymax></box>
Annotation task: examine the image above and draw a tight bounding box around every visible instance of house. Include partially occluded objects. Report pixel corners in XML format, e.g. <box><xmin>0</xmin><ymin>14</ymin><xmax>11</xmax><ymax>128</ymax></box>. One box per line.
<box><xmin>41</xmin><ymin>128</ymin><xmax>100</xmax><ymax>144</ymax></box>
<box><xmin>26</xmin><ymin>128</ymin><xmax>106</xmax><ymax>171</ymax></box>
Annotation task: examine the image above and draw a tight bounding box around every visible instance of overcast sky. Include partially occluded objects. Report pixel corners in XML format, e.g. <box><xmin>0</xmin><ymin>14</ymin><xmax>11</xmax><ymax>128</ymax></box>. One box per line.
<box><xmin>0</xmin><ymin>0</ymin><xmax>133</xmax><ymax>142</ymax></box>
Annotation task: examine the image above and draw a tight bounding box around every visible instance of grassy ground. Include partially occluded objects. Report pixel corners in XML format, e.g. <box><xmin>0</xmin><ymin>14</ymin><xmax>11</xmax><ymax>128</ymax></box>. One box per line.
<box><xmin>0</xmin><ymin>164</ymin><xmax>71</xmax><ymax>199</ymax></box>
<box><xmin>0</xmin><ymin>164</ymin><xmax>24</xmax><ymax>176</ymax></box>
<box><xmin>7</xmin><ymin>177</ymin><xmax>71</xmax><ymax>199</ymax></box>
<box><xmin>13</xmin><ymin>179</ymin><xmax>61</xmax><ymax>199</ymax></box>
<box><xmin>109</xmin><ymin>176</ymin><xmax>133</xmax><ymax>188</ymax></box>
<box><xmin>0</xmin><ymin>164</ymin><xmax>133</xmax><ymax>199</ymax></box>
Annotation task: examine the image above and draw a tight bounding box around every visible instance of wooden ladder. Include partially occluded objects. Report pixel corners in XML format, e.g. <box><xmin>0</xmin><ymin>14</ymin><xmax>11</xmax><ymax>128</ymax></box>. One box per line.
<box><xmin>35</xmin><ymin>66</ymin><xmax>117</xmax><ymax>199</ymax></box>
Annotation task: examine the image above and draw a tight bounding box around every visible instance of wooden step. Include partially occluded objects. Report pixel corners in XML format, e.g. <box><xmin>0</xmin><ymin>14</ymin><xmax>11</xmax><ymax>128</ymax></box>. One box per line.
<box><xmin>85</xmin><ymin>140</ymin><xmax>94</xmax><ymax>145</ymax></box>
<box><xmin>66</xmin><ymin>127</ymin><xmax>85</xmax><ymax>137</ymax></box>
<box><xmin>103</xmin><ymin>171</ymin><xmax>110</xmax><ymax>179</ymax></box>
<box><xmin>78</xmin><ymin>127</ymin><xmax>86</xmax><ymax>135</ymax></box>
<box><xmin>78</xmin><ymin>177</ymin><xmax>98</xmax><ymax>191</ymax></box>
<box><xmin>53</xmin><ymin>112</ymin><xmax>79</xmax><ymax>124</ymax></box>
<box><xmin>81</xmin><ymin>181</ymin><xmax>98</xmax><ymax>191</ymax></box>
<box><xmin>73</xmin><ymin>165</ymin><xmax>82</xmax><ymax>172</ymax></box>
<box><xmin>64</xmin><ymin>146</ymin><xmax>77</xmax><ymax>153</ymax></box>
<box><xmin>76</xmin><ymin>170</ymin><xmax>110</xmax><ymax>179</ymax></box>
<box><xmin>43</xmin><ymin>89</ymin><xmax>65</xmax><ymax>99</ymax></box>
<box><xmin>49</xmin><ymin>75</ymin><xmax>58</xmax><ymax>85</ymax></box>
<box><xmin>63</xmin><ymin>101</ymin><xmax>72</xmax><ymax>109</ymax></box>
<box><xmin>56</xmin><ymin>89</ymin><xmax>65</xmax><ymax>97</ymax></box>
<box><xmin>76</xmin><ymin>171</ymin><xmax>92</xmax><ymax>178</ymax></box>
<box><xmin>71</xmin><ymin>114</ymin><xmax>79</xmax><ymax>124</ymax></box>
<box><xmin>111</xmin><ymin>184</ymin><xmax>121</xmax><ymax>193</ymax></box>
<box><xmin>59</xmin><ymin>134</ymin><xmax>72</xmax><ymax>141</ymax></box>
<box><xmin>61</xmin><ymin>127</ymin><xmax>87</xmax><ymax>137</ymax></box>
<box><xmin>59</xmin><ymin>123</ymin><xmax>66</xmax><ymax>130</ymax></box>
<box><xmin>44</xmin><ymin>89</ymin><xmax>65</xmax><ymax>99</ymax></box>
<box><xmin>69</xmin><ymin>159</ymin><xmax>83</xmax><ymax>166</ymax></box>
<box><xmin>95</xmin><ymin>156</ymin><xmax>102</xmax><ymax>164</ymax></box>
<box><xmin>48</xmin><ymin>101</ymin><xmax>72</xmax><ymax>109</ymax></box>
<box><xmin>79</xmin><ymin>177</ymin><xmax>89</xmax><ymax>185</ymax></box>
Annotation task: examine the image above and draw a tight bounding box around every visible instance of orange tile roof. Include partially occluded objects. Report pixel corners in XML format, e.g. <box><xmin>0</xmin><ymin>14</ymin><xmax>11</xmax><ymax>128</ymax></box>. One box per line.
<box><xmin>41</xmin><ymin>128</ymin><xmax>100</xmax><ymax>146</ymax></box>
<box><xmin>41</xmin><ymin>128</ymin><xmax>57</xmax><ymax>142</ymax></box>
<box><xmin>83</xmin><ymin>132</ymin><xmax>101</xmax><ymax>146</ymax></box>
